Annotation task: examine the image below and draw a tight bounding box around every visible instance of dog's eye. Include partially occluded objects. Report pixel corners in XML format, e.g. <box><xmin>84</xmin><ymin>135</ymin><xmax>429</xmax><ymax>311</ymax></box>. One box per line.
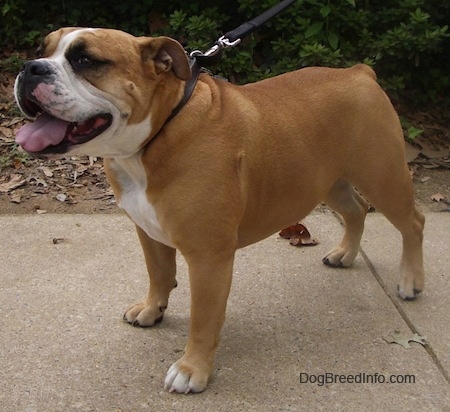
<box><xmin>74</xmin><ymin>55</ymin><xmax>94</xmax><ymax>68</ymax></box>
<box><xmin>69</xmin><ymin>53</ymin><xmax>110</xmax><ymax>71</ymax></box>
<box><xmin>66</xmin><ymin>43</ymin><xmax>111</xmax><ymax>71</ymax></box>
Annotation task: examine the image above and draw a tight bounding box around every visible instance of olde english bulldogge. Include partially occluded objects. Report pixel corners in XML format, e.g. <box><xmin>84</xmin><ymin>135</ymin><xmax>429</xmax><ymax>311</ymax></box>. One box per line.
<box><xmin>14</xmin><ymin>28</ymin><xmax>425</xmax><ymax>393</ymax></box>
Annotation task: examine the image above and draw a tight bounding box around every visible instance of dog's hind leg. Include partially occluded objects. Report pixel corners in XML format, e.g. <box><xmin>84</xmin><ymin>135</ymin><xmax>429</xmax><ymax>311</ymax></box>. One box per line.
<box><xmin>323</xmin><ymin>179</ymin><xmax>369</xmax><ymax>267</ymax></box>
<box><xmin>395</xmin><ymin>206</ymin><xmax>425</xmax><ymax>300</ymax></box>
<box><xmin>123</xmin><ymin>225</ymin><xmax>177</xmax><ymax>327</ymax></box>
<box><xmin>354</xmin><ymin>165</ymin><xmax>425</xmax><ymax>300</ymax></box>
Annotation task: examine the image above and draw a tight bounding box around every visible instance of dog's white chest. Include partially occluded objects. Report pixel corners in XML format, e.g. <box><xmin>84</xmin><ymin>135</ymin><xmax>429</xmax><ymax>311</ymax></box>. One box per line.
<box><xmin>110</xmin><ymin>155</ymin><xmax>174</xmax><ymax>248</ymax></box>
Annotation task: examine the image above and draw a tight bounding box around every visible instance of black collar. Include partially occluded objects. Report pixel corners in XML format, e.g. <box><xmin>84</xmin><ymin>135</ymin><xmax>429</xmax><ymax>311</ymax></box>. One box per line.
<box><xmin>151</xmin><ymin>59</ymin><xmax>201</xmax><ymax>140</ymax></box>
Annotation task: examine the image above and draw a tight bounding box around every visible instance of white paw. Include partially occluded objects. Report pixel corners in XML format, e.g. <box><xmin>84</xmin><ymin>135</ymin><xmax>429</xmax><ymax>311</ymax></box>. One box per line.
<box><xmin>164</xmin><ymin>363</ymin><xmax>207</xmax><ymax>394</ymax></box>
<box><xmin>322</xmin><ymin>246</ymin><xmax>357</xmax><ymax>267</ymax></box>
<box><xmin>397</xmin><ymin>284</ymin><xmax>421</xmax><ymax>301</ymax></box>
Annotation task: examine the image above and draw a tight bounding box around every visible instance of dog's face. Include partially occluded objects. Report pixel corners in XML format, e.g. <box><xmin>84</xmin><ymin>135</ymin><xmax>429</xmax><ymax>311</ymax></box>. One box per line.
<box><xmin>14</xmin><ymin>28</ymin><xmax>191</xmax><ymax>158</ymax></box>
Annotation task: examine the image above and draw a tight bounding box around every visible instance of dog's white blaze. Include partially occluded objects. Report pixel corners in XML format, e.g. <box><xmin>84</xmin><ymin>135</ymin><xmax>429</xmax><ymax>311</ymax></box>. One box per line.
<box><xmin>55</xmin><ymin>28</ymin><xmax>99</xmax><ymax>57</ymax></box>
<box><xmin>112</xmin><ymin>153</ymin><xmax>174</xmax><ymax>247</ymax></box>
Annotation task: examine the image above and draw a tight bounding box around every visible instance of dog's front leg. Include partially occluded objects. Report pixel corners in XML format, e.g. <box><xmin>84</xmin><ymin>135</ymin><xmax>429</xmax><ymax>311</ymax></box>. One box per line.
<box><xmin>164</xmin><ymin>251</ymin><xmax>235</xmax><ymax>393</ymax></box>
<box><xmin>123</xmin><ymin>225</ymin><xmax>177</xmax><ymax>326</ymax></box>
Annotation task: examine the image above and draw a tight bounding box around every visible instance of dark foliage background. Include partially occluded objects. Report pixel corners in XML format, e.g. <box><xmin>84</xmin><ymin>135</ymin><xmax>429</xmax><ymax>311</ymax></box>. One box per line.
<box><xmin>1</xmin><ymin>0</ymin><xmax>449</xmax><ymax>106</ymax></box>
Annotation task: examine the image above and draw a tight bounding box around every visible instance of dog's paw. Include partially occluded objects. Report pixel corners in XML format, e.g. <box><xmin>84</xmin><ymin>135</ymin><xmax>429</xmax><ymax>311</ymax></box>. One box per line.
<box><xmin>322</xmin><ymin>246</ymin><xmax>357</xmax><ymax>268</ymax></box>
<box><xmin>397</xmin><ymin>285</ymin><xmax>422</xmax><ymax>301</ymax></box>
<box><xmin>397</xmin><ymin>265</ymin><xmax>424</xmax><ymax>301</ymax></box>
<box><xmin>164</xmin><ymin>360</ymin><xmax>209</xmax><ymax>394</ymax></box>
<box><xmin>123</xmin><ymin>302</ymin><xmax>165</xmax><ymax>327</ymax></box>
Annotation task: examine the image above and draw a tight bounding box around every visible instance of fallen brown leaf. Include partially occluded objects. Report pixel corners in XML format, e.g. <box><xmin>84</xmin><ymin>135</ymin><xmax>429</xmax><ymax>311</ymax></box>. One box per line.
<box><xmin>279</xmin><ymin>222</ymin><xmax>319</xmax><ymax>247</ymax></box>
<box><xmin>13</xmin><ymin>158</ymin><xmax>23</xmax><ymax>169</ymax></box>
<box><xmin>38</xmin><ymin>166</ymin><xmax>54</xmax><ymax>178</ymax></box>
<box><xmin>0</xmin><ymin>174</ymin><xmax>26</xmax><ymax>193</ymax></box>
<box><xmin>0</xmin><ymin>126</ymin><xmax>13</xmax><ymax>139</ymax></box>
<box><xmin>431</xmin><ymin>193</ymin><xmax>446</xmax><ymax>202</ymax></box>
<box><xmin>10</xmin><ymin>189</ymin><xmax>24</xmax><ymax>203</ymax></box>
<box><xmin>4</xmin><ymin>117</ymin><xmax>25</xmax><ymax>127</ymax></box>
<box><xmin>414</xmin><ymin>136</ymin><xmax>450</xmax><ymax>159</ymax></box>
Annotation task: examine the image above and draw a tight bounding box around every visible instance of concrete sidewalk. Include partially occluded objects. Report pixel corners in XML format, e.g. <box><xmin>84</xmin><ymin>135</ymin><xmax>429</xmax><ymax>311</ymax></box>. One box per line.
<box><xmin>1</xmin><ymin>210</ymin><xmax>449</xmax><ymax>411</ymax></box>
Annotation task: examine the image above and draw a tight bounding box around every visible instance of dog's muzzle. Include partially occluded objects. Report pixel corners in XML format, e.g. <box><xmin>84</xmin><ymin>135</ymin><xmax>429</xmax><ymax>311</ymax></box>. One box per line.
<box><xmin>14</xmin><ymin>60</ymin><xmax>112</xmax><ymax>156</ymax></box>
<box><xmin>16</xmin><ymin>61</ymin><xmax>56</xmax><ymax>113</ymax></box>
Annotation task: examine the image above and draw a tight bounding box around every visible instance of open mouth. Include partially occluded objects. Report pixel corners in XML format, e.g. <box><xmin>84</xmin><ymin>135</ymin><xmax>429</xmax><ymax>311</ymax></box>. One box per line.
<box><xmin>16</xmin><ymin>97</ymin><xmax>113</xmax><ymax>155</ymax></box>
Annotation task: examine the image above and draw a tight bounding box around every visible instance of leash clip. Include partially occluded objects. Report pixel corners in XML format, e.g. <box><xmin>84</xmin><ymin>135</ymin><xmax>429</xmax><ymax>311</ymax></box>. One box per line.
<box><xmin>190</xmin><ymin>42</ymin><xmax>223</xmax><ymax>67</ymax></box>
<box><xmin>189</xmin><ymin>35</ymin><xmax>241</xmax><ymax>67</ymax></box>
<box><xmin>217</xmin><ymin>35</ymin><xmax>241</xmax><ymax>49</ymax></box>
<box><xmin>190</xmin><ymin>45</ymin><xmax>219</xmax><ymax>59</ymax></box>
<box><xmin>190</xmin><ymin>35</ymin><xmax>241</xmax><ymax>60</ymax></box>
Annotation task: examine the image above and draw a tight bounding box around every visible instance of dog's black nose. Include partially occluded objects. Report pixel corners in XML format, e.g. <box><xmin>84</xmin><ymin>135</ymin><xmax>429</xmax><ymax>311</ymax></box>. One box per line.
<box><xmin>22</xmin><ymin>60</ymin><xmax>55</xmax><ymax>78</ymax></box>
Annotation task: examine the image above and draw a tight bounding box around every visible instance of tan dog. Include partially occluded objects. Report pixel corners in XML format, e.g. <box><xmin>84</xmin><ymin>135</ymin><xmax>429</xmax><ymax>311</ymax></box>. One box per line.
<box><xmin>14</xmin><ymin>28</ymin><xmax>424</xmax><ymax>393</ymax></box>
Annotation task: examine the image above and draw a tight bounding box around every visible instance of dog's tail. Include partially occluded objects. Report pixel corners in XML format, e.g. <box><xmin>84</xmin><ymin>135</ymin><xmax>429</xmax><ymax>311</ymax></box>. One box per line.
<box><xmin>352</xmin><ymin>63</ymin><xmax>377</xmax><ymax>81</ymax></box>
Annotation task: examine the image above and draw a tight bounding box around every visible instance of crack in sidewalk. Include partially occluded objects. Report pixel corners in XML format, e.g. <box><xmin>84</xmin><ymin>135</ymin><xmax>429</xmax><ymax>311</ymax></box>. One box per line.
<box><xmin>359</xmin><ymin>246</ymin><xmax>450</xmax><ymax>386</ymax></box>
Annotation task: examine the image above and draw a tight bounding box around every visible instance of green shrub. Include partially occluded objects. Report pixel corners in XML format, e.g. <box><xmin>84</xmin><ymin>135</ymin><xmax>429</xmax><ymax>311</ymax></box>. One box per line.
<box><xmin>1</xmin><ymin>0</ymin><xmax>448</xmax><ymax>105</ymax></box>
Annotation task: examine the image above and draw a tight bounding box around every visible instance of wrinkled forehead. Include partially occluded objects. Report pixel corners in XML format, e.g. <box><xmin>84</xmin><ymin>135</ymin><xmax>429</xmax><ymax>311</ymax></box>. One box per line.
<box><xmin>41</xmin><ymin>28</ymin><xmax>140</xmax><ymax>62</ymax></box>
<box><xmin>42</xmin><ymin>28</ymin><xmax>99</xmax><ymax>57</ymax></box>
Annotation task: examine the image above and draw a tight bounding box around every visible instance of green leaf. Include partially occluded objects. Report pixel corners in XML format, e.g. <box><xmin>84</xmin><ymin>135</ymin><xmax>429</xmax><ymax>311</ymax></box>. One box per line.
<box><xmin>345</xmin><ymin>0</ymin><xmax>356</xmax><ymax>6</ymax></box>
<box><xmin>406</xmin><ymin>126</ymin><xmax>424</xmax><ymax>140</ymax></box>
<box><xmin>320</xmin><ymin>6</ymin><xmax>331</xmax><ymax>18</ymax></box>
<box><xmin>2</xmin><ymin>3</ymin><xmax>11</xmax><ymax>15</ymax></box>
<box><xmin>305</xmin><ymin>21</ymin><xmax>324</xmax><ymax>38</ymax></box>
<box><xmin>328</xmin><ymin>32</ymin><xmax>339</xmax><ymax>50</ymax></box>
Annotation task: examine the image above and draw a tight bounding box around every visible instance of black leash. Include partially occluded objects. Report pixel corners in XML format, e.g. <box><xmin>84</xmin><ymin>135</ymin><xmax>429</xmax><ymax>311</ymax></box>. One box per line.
<box><xmin>154</xmin><ymin>0</ymin><xmax>297</xmax><ymax>139</ymax></box>
<box><xmin>194</xmin><ymin>0</ymin><xmax>297</xmax><ymax>67</ymax></box>
<box><xmin>225</xmin><ymin>0</ymin><xmax>297</xmax><ymax>43</ymax></box>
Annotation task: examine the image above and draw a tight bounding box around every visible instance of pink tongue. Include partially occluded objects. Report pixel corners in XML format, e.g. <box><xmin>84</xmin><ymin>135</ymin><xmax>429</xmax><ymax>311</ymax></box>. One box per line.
<box><xmin>16</xmin><ymin>113</ymin><xmax>70</xmax><ymax>153</ymax></box>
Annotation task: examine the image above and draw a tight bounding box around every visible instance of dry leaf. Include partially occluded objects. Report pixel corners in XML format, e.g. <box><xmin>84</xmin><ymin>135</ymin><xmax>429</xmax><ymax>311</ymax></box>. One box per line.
<box><xmin>290</xmin><ymin>236</ymin><xmax>318</xmax><ymax>246</ymax></box>
<box><xmin>405</xmin><ymin>142</ymin><xmax>421</xmax><ymax>163</ymax></box>
<box><xmin>384</xmin><ymin>330</ymin><xmax>427</xmax><ymax>349</ymax></box>
<box><xmin>76</xmin><ymin>164</ymin><xmax>88</xmax><ymax>174</ymax></box>
<box><xmin>13</xmin><ymin>158</ymin><xmax>24</xmax><ymax>169</ymax></box>
<box><xmin>38</xmin><ymin>166</ymin><xmax>54</xmax><ymax>177</ymax></box>
<box><xmin>4</xmin><ymin>117</ymin><xmax>24</xmax><ymax>127</ymax></box>
<box><xmin>431</xmin><ymin>193</ymin><xmax>446</xmax><ymax>202</ymax></box>
<box><xmin>0</xmin><ymin>126</ymin><xmax>14</xmax><ymax>139</ymax></box>
<box><xmin>279</xmin><ymin>222</ymin><xmax>319</xmax><ymax>247</ymax></box>
<box><xmin>414</xmin><ymin>136</ymin><xmax>450</xmax><ymax>159</ymax></box>
<box><xmin>10</xmin><ymin>189</ymin><xmax>24</xmax><ymax>203</ymax></box>
<box><xmin>0</xmin><ymin>174</ymin><xmax>27</xmax><ymax>193</ymax></box>
<box><xmin>55</xmin><ymin>193</ymin><xmax>67</xmax><ymax>202</ymax></box>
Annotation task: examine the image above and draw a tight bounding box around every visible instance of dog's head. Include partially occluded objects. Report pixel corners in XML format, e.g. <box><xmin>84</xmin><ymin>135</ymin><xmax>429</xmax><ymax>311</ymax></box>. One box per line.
<box><xmin>14</xmin><ymin>28</ymin><xmax>191</xmax><ymax>158</ymax></box>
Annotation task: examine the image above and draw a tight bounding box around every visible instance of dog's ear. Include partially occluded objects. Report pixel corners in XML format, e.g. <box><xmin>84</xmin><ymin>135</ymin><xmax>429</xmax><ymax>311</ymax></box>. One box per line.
<box><xmin>139</xmin><ymin>36</ymin><xmax>191</xmax><ymax>81</ymax></box>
